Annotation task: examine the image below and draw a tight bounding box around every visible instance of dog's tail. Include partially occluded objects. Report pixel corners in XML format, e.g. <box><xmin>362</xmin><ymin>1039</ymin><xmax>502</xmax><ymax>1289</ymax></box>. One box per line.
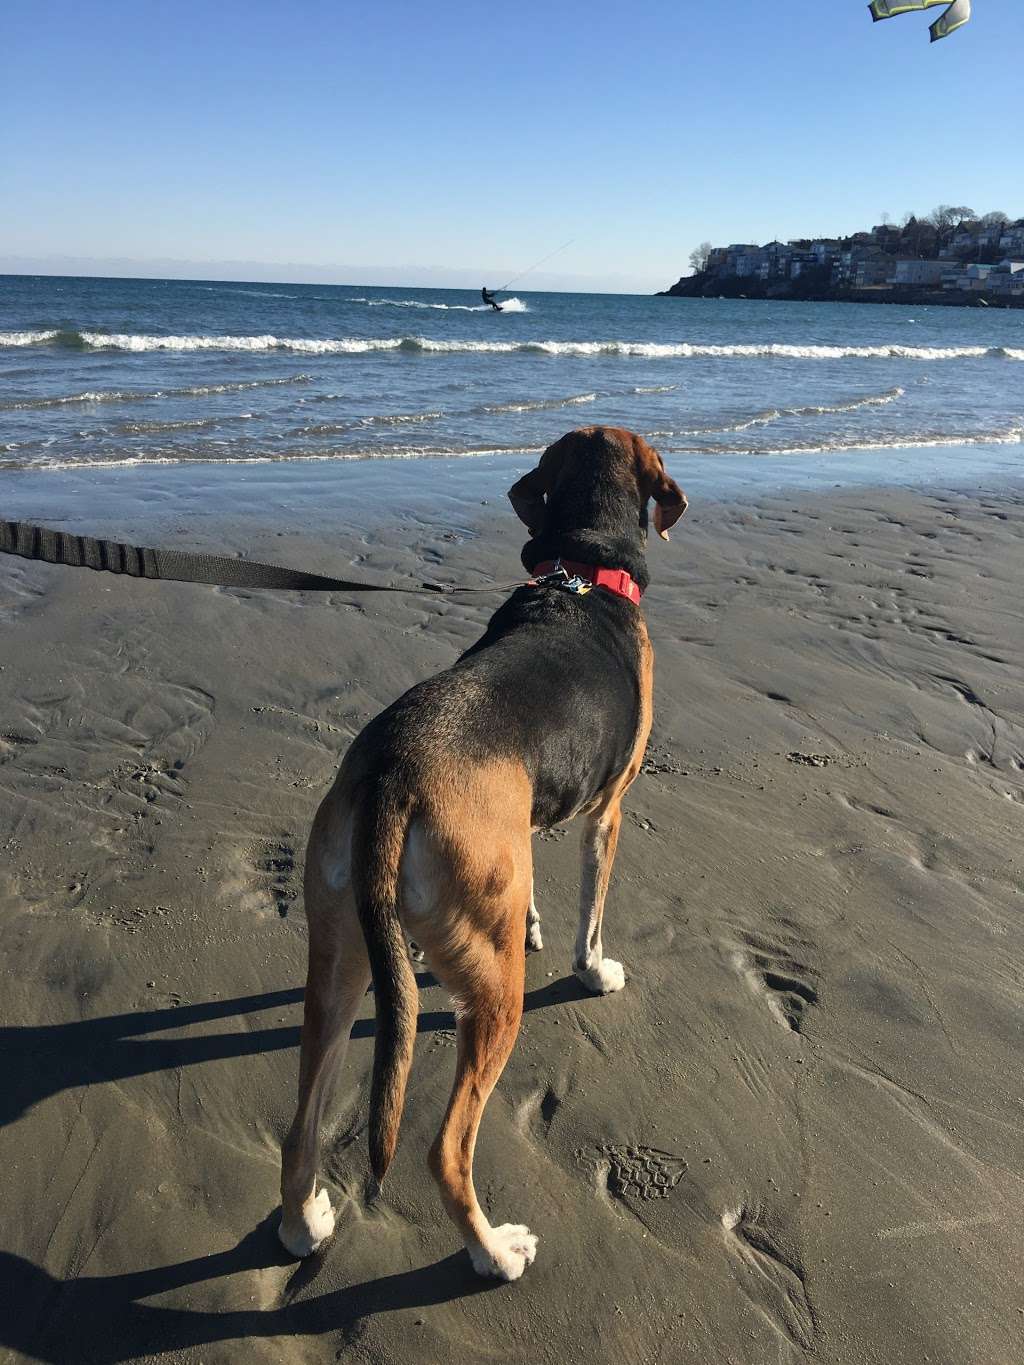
<box><xmin>351</xmin><ymin>780</ymin><xmax>418</xmax><ymax>1188</ymax></box>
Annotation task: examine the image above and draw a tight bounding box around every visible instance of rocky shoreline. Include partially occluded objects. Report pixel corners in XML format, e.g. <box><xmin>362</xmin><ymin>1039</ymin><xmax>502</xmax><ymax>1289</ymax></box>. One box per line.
<box><xmin>658</xmin><ymin>272</ymin><xmax>1024</xmax><ymax>309</ymax></box>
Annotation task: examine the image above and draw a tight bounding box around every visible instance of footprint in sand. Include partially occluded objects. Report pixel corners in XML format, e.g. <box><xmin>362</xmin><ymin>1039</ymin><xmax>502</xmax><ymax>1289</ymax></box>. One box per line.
<box><xmin>599</xmin><ymin>1144</ymin><xmax>688</xmax><ymax>1202</ymax></box>
<box><xmin>252</xmin><ymin>836</ymin><xmax>299</xmax><ymax>917</ymax></box>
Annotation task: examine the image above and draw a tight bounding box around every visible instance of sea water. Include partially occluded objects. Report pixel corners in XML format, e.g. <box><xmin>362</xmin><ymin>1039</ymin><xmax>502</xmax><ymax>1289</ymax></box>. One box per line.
<box><xmin>2</xmin><ymin>276</ymin><xmax>1022</xmax><ymax>491</ymax></box>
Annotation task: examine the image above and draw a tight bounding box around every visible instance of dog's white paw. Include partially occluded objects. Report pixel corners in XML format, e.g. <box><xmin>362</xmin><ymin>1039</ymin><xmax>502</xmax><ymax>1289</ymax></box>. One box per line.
<box><xmin>575</xmin><ymin>958</ymin><xmax>626</xmax><ymax>994</ymax></box>
<box><xmin>526</xmin><ymin>920</ymin><xmax>544</xmax><ymax>953</ymax></box>
<box><xmin>278</xmin><ymin>1187</ymin><xmax>335</xmax><ymax>1258</ymax></box>
<box><xmin>469</xmin><ymin>1223</ymin><xmax>538</xmax><ymax>1281</ymax></box>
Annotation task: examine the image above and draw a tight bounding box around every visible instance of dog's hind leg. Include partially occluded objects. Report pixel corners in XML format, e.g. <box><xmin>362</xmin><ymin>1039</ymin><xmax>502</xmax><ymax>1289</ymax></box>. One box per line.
<box><xmin>426</xmin><ymin>921</ymin><xmax>536</xmax><ymax>1280</ymax></box>
<box><xmin>279</xmin><ymin>807</ymin><xmax>370</xmax><ymax>1258</ymax></box>
<box><xmin>573</xmin><ymin>798</ymin><xmax>626</xmax><ymax>994</ymax></box>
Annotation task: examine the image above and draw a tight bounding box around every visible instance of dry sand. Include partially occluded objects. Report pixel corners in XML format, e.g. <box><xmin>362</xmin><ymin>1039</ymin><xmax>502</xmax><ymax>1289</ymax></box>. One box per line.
<box><xmin>1</xmin><ymin>476</ymin><xmax>1022</xmax><ymax>1364</ymax></box>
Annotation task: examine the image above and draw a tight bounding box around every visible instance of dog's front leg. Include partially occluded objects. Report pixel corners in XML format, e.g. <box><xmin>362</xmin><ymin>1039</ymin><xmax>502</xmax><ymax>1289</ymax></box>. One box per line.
<box><xmin>573</xmin><ymin>801</ymin><xmax>626</xmax><ymax>994</ymax></box>
<box><xmin>526</xmin><ymin>888</ymin><xmax>543</xmax><ymax>952</ymax></box>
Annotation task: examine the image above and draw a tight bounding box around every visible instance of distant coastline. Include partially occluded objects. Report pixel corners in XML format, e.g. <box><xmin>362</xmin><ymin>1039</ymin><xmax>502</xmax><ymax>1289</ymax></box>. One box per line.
<box><xmin>660</xmin><ymin>211</ymin><xmax>1024</xmax><ymax>309</ymax></box>
<box><xmin>657</xmin><ymin>276</ymin><xmax>1024</xmax><ymax>309</ymax></box>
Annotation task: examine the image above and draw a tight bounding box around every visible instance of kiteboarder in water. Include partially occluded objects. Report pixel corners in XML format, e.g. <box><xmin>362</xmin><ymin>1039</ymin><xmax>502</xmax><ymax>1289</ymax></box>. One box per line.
<box><xmin>481</xmin><ymin>287</ymin><xmax>503</xmax><ymax>312</ymax></box>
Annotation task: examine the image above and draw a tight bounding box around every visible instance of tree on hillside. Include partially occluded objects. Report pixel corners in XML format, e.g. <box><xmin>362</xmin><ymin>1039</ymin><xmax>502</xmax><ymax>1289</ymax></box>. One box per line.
<box><xmin>980</xmin><ymin>211</ymin><xmax>1010</xmax><ymax>230</ymax></box>
<box><xmin>689</xmin><ymin>241</ymin><xmax>713</xmax><ymax>274</ymax></box>
<box><xmin>901</xmin><ymin>214</ymin><xmax>934</xmax><ymax>256</ymax></box>
<box><xmin>927</xmin><ymin>204</ymin><xmax>976</xmax><ymax>239</ymax></box>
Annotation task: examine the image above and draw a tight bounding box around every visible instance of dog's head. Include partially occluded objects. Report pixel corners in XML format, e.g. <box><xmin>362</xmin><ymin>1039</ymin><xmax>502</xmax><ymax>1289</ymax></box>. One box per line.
<box><xmin>508</xmin><ymin>426</ymin><xmax>687</xmax><ymax>586</ymax></box>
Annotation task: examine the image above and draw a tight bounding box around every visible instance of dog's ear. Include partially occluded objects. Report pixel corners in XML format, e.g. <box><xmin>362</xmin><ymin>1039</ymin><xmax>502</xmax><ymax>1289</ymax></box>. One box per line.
<box><xmin>631</xmin><ymin>433</ymin><xmax>688</xmax><ymax>541</ymax></box>
<box><xmin>508</xmin><ymin>466</ymin><xmax>547</xmax><ymax>534</ymax></box>
<box><xmin>651</xmin><ymin>469</ymin><xmax>688</xmax><ymax>541</ymax></box>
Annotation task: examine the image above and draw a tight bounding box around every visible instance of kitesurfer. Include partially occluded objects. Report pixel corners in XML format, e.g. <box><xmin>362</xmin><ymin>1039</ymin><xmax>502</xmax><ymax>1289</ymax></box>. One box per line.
<box><xmin>481</xmin><ymin>286</ymin><xmax>503</xmax><ymax>312</ymax></box>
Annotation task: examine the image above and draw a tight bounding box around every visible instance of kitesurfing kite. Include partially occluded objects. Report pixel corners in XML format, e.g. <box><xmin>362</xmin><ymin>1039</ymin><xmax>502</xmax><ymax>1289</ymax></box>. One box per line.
<box><xmin>869</xmin><ymin>0</ymin><xmax>971</xmax><ymax>42</ymax></box>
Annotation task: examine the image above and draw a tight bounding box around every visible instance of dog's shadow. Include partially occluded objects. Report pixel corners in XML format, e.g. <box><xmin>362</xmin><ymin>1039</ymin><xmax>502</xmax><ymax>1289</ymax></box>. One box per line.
<box><xmin>1</xmin><ymin>974</ymin><xmax>587</xmax><ymax>1360</ymax></box>
<box><xmin>0</xmin><ymin>1215</ymin><xmax>498</xmax><ymax>1363</ymax></box>
<box><xmin>0</xmin><ymin>974</ymin><xmax>588</xmax><ymax>1130</ymax></box>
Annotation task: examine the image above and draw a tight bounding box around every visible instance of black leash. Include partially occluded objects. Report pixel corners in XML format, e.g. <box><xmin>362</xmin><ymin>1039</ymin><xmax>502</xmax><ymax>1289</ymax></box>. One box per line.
<box><xmin>0</xmin><ymin>519</ymin><xmax>529</xmax><ymax>598</ymax></box>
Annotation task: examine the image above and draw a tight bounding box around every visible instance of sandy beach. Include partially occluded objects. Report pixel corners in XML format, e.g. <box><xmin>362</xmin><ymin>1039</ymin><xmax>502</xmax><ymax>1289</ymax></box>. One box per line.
<box><xmin>1</xmin><ymin>466</ymin><xmax>1022</xmax><ymax>1364</ymax></box>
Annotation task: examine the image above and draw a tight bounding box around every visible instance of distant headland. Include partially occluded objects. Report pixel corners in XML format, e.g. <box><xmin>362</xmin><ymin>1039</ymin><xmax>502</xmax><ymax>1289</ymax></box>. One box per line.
<box><xmin>660</xmin><ymin>209</ymin><xmax>1024</xmax><ymax>308</ymax></box>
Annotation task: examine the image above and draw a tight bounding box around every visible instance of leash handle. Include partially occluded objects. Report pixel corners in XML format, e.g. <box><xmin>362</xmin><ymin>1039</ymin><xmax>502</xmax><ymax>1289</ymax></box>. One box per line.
<box><xmin>1</xmin><ymin>520</ymin><xmax>158</xmax><ymax>577</ymax></box>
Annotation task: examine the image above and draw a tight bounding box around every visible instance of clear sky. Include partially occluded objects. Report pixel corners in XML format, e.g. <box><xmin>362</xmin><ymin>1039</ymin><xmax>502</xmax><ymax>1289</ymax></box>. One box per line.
<box><xmin>2</xmin><ymin>0</ymin><xmax>1020</xmax><ymax>293</ymax></box>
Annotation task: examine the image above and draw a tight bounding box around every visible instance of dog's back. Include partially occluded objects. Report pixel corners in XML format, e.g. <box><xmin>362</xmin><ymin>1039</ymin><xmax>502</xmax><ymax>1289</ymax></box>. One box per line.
<box><xmin>342</xmin><ymin>580</ymin><xmax>647</xmax><ymax>829</ymax></box>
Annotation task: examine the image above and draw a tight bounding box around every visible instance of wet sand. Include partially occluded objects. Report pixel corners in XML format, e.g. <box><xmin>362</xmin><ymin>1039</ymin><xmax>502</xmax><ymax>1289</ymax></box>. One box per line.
<box><xmin>1</xmin><ymin>470</ymin><xmax>1022</xmax><ymax>1364</ymax></box>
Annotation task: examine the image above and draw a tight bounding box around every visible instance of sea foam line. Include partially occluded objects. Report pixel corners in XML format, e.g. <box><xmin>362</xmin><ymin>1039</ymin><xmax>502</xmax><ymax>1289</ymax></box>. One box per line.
<box><xmin>9</xmin><ymin>424</ymin><xmax>1023</xmax><ymax>476</ymax></box>
<box><xmin>3</xmin><ymin>329</ymin><xmax>1022</xmax><ymax>360</ymax></box>
<box><xmin>12</xmin><ymin>443</ymin><xmax>545</xmax><ymax>473</ymax></box>
<box><xmin>658</xmin><ymin>425</ymin><xmax>1024</xmax><ymax>457</ymax></box>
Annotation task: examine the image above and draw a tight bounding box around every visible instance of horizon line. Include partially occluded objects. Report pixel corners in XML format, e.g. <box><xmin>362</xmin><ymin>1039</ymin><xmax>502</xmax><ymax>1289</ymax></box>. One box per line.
<box><xmin>0</xmin><ymin>260</ymin><xmax>663</xmax><ymax>296</ymax></box>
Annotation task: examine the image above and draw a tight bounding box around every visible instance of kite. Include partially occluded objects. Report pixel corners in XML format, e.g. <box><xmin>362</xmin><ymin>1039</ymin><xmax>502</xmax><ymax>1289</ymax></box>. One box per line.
<box><xmin>869</xmin><ymin>0</ymin><xmax>972</xmax><ymax>41</ymax></box>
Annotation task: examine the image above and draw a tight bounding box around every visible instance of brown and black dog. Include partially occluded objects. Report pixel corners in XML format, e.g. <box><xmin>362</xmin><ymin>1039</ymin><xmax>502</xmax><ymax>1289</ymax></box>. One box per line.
<box><xmin>278</xmin><ymin>426</ymin><xmax>687</xmax><ymax>1280</ymax></box>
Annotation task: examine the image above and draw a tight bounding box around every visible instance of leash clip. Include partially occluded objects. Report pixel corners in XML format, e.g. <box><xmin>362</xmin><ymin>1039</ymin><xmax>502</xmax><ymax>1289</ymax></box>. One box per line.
<box><xmin>528</xmin><ymin>560</ymin><xmax>592</xmax><ymax>595</ymax></box>
<box><xmin>530</xmin><ymin>562</ymin><xmax>570</xmax><ymax>589</ymax></box>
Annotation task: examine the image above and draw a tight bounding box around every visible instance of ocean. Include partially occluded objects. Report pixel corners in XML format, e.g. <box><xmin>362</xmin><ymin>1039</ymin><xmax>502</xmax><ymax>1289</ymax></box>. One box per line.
<box><xmin>2</xmin><ymin>275</ymin><xmax>1023</xmax><ymax>483</ymax></box>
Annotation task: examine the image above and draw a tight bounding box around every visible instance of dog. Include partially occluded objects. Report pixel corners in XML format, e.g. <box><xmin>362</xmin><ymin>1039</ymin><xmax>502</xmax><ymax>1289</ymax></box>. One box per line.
<box><xmin>278</xmin><ymin>426</ymin><xmax>687</xmax><ymax>1280</ymax></box>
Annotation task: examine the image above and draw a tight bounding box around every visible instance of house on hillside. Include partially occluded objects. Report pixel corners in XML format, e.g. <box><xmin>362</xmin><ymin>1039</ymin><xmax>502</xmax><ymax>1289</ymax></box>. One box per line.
<box><xmin>889</xmin><ymin>259</ymin><xmax>947</xmax><ymax>287</ymax></box>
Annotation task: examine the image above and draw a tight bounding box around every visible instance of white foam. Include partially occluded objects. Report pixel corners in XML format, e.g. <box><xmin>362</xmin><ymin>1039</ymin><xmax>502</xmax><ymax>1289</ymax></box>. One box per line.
<box><xmin>3</xmin><ymin>328</ymin><xmax>1020</xmax><ymax>359</ymax></box>
<box><xmin>25</xmin><ymin>442</ymin><xmax>546</xmax><ymax>473</ymax></box>
<box><xmin>484</xmin><ymin>392</ymin><xmax>597</xmax><ymax>414</ymax></box>
<box><xmin>650</xmin><ymin>387</ymin><xmax>908</xmax><ymax>439</ymax></box>
<box><xmin>114</xmin><ymin>413</ymin><xmax>256</xmax><ymax>435</ymax></box>
<box><xmin>292</xmin><ymin>410</ymin><xmax>444</xmax><ymax>438</ymax></box>
<box><xmin>347</xmin><ymin>295</ymin><xmax>528</xmax><ymax>313</ymax></box>
<box><xmin>13</xmin><ymin>421</ymin><xmax>1023</xmax><ymax>475</ymax></box>
<box><xmin>0</xmin><ymin>330</ymin><xmax>61</xmax><ymax>346</ymax></box>
<box><xmin>77</xmin><ymin>331</ymin><xmax>395</xmax><ymax>353</ymax></box>
<box><xmin>661</xmin><ymin>425</ymin><xmax>1024</xmax><ymax>457</ymax></box>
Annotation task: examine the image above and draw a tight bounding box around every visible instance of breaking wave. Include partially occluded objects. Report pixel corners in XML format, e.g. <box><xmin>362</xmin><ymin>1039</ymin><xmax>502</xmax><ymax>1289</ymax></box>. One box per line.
<box><xmin>483</xmin><ymin>392</ymin><xmax>597</xmax><ymax>414</ymax></box>
<box><xmin>649</xmin><ymin>387</ymin><xmax>907</xmax><ymax>438</ymax></box>
<box><xmin>292</xmin><ymin>410</ymin><xmax>445</xmax><ymax>438</ymax></box>
<box><xmin>112</xmin><ymin>413</ymin><xmax>256</xmax><ymax>436</ymax></box>
<box><xmin>0</xmin><ymin>375</ymin><xmax>310</xmax><ymax>411</ymax></box>
<box><xmin>4</xmin><ymin>330</ymin><xmax>1021</xmax><ymax>359</ymax></box>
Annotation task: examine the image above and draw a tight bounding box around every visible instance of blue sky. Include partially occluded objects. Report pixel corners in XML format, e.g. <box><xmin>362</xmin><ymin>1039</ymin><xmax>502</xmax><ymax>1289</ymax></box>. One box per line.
<box><xmin>2</xmin><ymin>0</ymin><xmax>1020</xmax><ymax>292</ymax></box>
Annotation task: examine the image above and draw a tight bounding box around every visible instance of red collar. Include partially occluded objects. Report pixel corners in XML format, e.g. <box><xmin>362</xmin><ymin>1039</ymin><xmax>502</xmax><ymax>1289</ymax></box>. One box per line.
<box><xmin>530</xmin><ymin>558</ymin><xmax>643</xmax><ymax>605</ymax></box>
